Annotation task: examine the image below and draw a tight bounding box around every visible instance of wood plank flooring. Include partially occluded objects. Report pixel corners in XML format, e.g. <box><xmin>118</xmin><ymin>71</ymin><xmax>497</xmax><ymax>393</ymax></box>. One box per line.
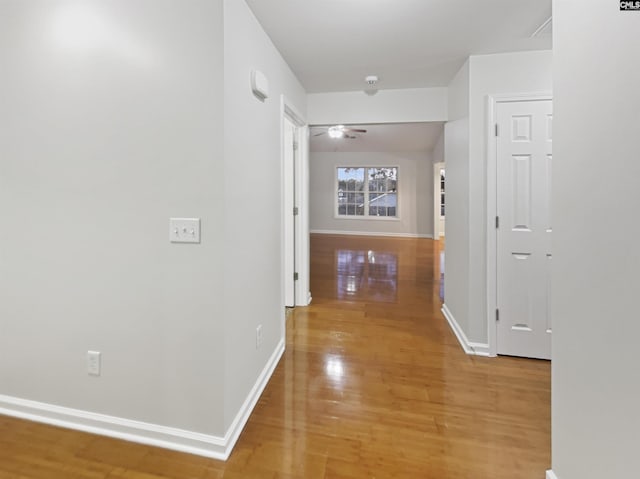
<box><xmin>0</xmin><ymin>234</ymin><xmax>550</xmax><ymax>478</ymax></box>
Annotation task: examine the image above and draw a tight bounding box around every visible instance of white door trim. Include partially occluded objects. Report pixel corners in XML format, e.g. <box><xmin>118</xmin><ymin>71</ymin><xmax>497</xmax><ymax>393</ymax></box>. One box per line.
<box><xmin>433</xmin><ymin>162</ymin><xmax>444</xmax><ymax>239</ymax></box>
<box><xmin>281</xmin><ymin>96</ymin><xmax>310</xmax><ymax>313</ymax></box>
<box><xmin>294</xmin><ymin>124</ymin><xmax>310</xmax><ymax>307</ymax></box>
<box><xmin>486</xmin><ymin>92</ymin><xmax>552</xmax><ymax>357</ymax></box>
<box><xmin>283</xmin><ymin>116</ymin><xmax>296</xmax><ymax>308</ymax></box>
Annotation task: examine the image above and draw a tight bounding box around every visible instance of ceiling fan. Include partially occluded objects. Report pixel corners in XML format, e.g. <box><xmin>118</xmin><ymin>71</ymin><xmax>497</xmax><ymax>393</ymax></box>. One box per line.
<box><xmin>312</xmin><ymin>125</ymin><xmax>367</xmax><ymax>139</ymax></box>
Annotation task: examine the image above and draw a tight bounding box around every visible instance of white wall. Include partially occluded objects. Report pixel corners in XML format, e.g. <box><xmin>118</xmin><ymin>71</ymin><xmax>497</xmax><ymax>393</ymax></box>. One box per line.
<box><xmin>0</xmin><ymin>0</ymin><xmax>308</xmax><ymax>458</ymax></box>
<box><xmin>0</xmin><ymin>0</ymin><xmax>226</xmax><ymax>435</ymax></box>
<box><xmin>433</xmin><ymin>129</ymin><xmax>445</xmax><ymax>165</ymax></box>
<box><xmin>467</xmin><ymin>50</ymin><xmax>553</xmax><ymax>343</ymax></box>
<box><xmin>443</xmin><ymin>60</ymin><xmax>471</xmax><ymax>337</ymax></box>
<box><xmin>447</xmin><ymin>61</ymin><xmax>470</xmax><ymax>123</ymax></box>
<box><xmin>551</xmin><ymin>1</ymin><xmax>640</xmax><ymax>478</ymax></box>
<box><xmin>222</xmin><ymin>0</ymin><xmax>307</xmax><ymax>430</ymax></box>
<box><xmin>415</xmin><ymin>153</ymin><xmax>434</xmax><ymax>237</ymax></box>
<box><xmin>307</xmin><ymin>87</ymin><xmax>448</xmax><ymax>125</ymax></box>
<box><xmin>310</xmin><ymin>152</ymin><xmax>433</xmax><ymax>237</ymax></box>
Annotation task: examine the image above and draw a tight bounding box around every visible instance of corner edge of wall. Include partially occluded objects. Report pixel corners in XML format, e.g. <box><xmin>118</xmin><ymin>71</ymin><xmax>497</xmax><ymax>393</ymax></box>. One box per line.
<box><xmin>441</xmin><ymin>304</ymin><xmax>491</xmax><ymax>357</ymax></box>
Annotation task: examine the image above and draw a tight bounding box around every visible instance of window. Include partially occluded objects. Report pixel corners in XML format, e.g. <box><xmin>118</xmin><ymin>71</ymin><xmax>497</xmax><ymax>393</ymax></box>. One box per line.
<box><xmin>337</xmin><ymin>167</ymin><xmax>398</xmax><ymax>218</ymax></box>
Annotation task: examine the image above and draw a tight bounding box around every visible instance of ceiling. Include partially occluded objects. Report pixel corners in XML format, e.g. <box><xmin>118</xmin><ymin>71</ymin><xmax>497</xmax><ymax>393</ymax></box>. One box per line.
<box><xmin>245</xmin><ymin>0</ymin><xmax>552</xmax><ymax>93</ymax></box>
<box><xmin>310</xmin><ymin>122</ymin><xmax>444</xmax><ymax>153</ymax></box>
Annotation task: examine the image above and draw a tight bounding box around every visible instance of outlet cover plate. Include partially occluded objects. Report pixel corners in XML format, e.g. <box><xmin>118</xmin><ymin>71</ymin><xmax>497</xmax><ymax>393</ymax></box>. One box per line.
<box><xmin>256</xmin><ymin>325</ymin><xmax>263</xmax><ymax>349</ymax></box>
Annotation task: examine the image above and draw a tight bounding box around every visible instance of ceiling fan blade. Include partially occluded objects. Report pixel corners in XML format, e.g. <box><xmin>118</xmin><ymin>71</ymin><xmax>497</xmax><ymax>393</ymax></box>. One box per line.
<box><xmin>343</xmin><ymin>128</ymin><xmax>367</xmax><ymax>133</ymax></box>
<box><xmin>313</xmin><ymin>132</ymin><xmax>326</xmax><ymax>137</ymax></box>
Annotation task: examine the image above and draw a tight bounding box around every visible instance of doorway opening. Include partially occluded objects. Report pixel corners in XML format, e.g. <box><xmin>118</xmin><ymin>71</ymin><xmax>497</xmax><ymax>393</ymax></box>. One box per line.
<box><xmin>433</xmin><ymin>162</ymin><xmax>445</xmax><ymax>239</ymax></box>
<box><xmin>308</xmin><ymin>121</ymin><xmax>445</xmax><ymax>305</ymax></box>
<box><xmin>281</xmin><ymin>97</ymin><xmax>310</xmax><ymax>322</ymax></box>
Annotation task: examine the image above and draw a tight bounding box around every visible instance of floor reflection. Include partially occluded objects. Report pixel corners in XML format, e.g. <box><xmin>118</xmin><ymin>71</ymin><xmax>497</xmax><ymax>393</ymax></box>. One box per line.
<box><xmin>336</xmin><ymin>249</ymin><xmax>398</xmax><ymax>302</ymax></box>
<box><xmin>439</xmin><ymin>248</ymin><xmax>445</xmax><ymax>302</ymax></box>
<box><xmin>324</xmin><ymin>354</ymin><xmax>345</xmax><ymax>386</ymax></box>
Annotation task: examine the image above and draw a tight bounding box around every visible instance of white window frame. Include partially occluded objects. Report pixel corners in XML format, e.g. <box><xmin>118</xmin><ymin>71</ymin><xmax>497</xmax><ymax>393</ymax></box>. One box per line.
<box><xmin>334</xmin><ymin>166</ymin><xmax>400</xmax><ymax>221</ymax></box>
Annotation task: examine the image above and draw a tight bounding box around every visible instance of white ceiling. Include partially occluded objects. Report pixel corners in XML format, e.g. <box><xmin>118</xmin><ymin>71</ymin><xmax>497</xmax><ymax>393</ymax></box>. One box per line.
<box><xmin>310</xmin><ymin>122</ymin><xmax>444</xmax><ymax>153</ymax></box>
<box><xmin>245</xmin><ymin>0</ymin><xmax>552</xmax><ymax>93</ymax></box>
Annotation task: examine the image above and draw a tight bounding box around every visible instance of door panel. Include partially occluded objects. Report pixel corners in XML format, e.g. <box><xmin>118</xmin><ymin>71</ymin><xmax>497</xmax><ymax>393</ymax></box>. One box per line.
<box><xmin>496</xmin><ymin>99</ymin><xmax>552</xmax><ymax>360</ymax></box>
<box><xmin>512</xmin><ymin>154</ymin><xmax>532</xmax><ymax>230</ymax></box>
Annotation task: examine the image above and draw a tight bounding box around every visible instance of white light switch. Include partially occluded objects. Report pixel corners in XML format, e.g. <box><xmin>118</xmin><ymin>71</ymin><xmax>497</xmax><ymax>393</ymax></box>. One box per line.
<box><xmin>87</xmin><ymin>351</ymin><xmax>101</xmax><ymax>376</ymax></box>
<box><xmin>170</xmin><ymin>218</ymin><xmax>201</xmax><ymax>243</ymax></box>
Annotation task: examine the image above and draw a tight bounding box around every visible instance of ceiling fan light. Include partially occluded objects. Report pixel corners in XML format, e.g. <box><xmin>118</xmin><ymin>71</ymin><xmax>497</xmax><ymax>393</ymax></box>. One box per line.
<box><xmin>328</xmin><ymin>126</ymin><xmax>344</xmax><ymax>139</ymax></box>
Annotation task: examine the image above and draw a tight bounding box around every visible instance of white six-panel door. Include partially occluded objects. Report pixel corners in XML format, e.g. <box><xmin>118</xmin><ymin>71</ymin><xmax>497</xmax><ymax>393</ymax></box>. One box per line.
<box><xmin>496</xmin><ymin>99</ymin><xmax>552</xmax><ymax>360</ymax></box>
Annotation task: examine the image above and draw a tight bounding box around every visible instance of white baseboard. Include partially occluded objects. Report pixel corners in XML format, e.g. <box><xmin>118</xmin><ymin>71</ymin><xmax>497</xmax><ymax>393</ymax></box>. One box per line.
<box><xmin>295</xmin><ymin>291</ymin><xmax>312</xmax><ymax>307</ymax></box>
<box><xmin>222</xmin><ymin>338</ymin><xmax>285</xmax><ymax>458</ymax></box>
<box><xmin>0</xmin><ymin>395</ymin><xmax>227</xmax><ymax>459</ymax></box>
<box><xmin>0</xmin><ymin>338</ymin><xmax>285</xmax><ymax>461</ymax></box>
<box><xmin>310</xmin><ymin>229</ymin><xmax>433</xmax><ymax>239</ymax></box>
<box><xmin>546</xmin><ymin>470</ymin><xmax>558</xmax><ymax>479</ymax></box>
<box><xmin>441</xmin><ymin>304</ymin><xmax>491</xmax><ymax>357</ymax></box>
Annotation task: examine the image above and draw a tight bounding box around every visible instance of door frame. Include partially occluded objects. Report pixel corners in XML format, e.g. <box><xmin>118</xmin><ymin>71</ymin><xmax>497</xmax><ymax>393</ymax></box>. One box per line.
<box><xmin>433</xmin><ymin>162</ymin><xmax>445</xmax><ymax>239</ymax></box>
<box><xmin>283</xmin><ymin>115</ymin><xmax>296</xmax><ymax>308</ymax></box>
<box><xmin>281</xmin><ymin>95</ymin><xmax>311</xmax><ymax>313</ymax></box>
<box><xmin>486</xmin><ymin>92</ymin><xmax>552</xmax><ymax>357</ymax></box>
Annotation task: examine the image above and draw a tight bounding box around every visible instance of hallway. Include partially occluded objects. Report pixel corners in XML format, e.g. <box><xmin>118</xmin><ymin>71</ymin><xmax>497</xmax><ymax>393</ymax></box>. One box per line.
<box><xmin>0</xmin><ymin>235</ymin><xmax>550</xmax><ymax>479</ymax></box>
<box><xmin>276</xmin><ymin>234</ymin><xmax>550</xmax><ymax>478</ymax></box>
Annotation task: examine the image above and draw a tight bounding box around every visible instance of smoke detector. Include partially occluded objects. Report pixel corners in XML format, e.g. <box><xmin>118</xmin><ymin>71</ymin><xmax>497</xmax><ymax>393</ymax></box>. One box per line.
<box><xmin>365</xmin><ymin>75</ymin><xmax>378</xmax><ymax>86</ymax></box>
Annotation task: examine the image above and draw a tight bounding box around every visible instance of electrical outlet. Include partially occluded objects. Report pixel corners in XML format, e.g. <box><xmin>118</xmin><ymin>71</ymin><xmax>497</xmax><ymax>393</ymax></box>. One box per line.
<box><xmin>256</xmin><ymin>325</ymin><xmax>263</xmax><ymax>349</ymax></box>
<box><xmin>87</xmin><ymin>351</ymin><xmax>101</xmax><ymax>376</ymax></box>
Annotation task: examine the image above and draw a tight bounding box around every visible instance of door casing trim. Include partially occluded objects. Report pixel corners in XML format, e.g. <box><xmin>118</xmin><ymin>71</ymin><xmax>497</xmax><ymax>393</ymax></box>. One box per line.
<box><xmin>281</xmin><ymin>95</ymin><xmax>310</xmax><ymax>313</ymax></box>
<box><xmin>433</xmin><ymin>162</ymin><xmax>445</xmax><ymax>239</ymax></box>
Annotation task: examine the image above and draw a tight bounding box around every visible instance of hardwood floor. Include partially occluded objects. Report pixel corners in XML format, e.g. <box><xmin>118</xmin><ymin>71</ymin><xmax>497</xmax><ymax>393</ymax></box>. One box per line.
<box><xmin>0</xmin><ymin>234</ymin><xmax>550</xmax><ymax>478</ymax></box>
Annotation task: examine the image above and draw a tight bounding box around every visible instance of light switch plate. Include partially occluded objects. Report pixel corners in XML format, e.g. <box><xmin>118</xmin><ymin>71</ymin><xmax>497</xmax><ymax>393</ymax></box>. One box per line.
<box><xmin>170</xmin><ymin>218</ymin><xmax>201</xmax><ymax>243</ymax></box>
<box><xmin>87</xmin><ymin>351</ymin><xmax>101</xmax><ymax>376</ymax></box>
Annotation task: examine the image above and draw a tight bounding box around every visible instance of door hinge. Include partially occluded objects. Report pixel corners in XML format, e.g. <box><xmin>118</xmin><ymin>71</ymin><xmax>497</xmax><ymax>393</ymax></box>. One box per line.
<box><xmin>293</xmin><ymin>141</ymin><xmax>299</xmax><ymax>151</ymax></box>
<box><xmin>495</xmin><ymin>123</ymin><xmax>499</xmax><ymax>137</ymax></box>
<box><xmin>294</xmin><ymin>272</ymin><xmax>299</xmax><ymax>281</ymax></box>
<box><xmin>495</xmin><ymin>216</ymin><xmax>500</xmax><ymax>229</ymax></box>
<box><xmin>496</xmin><ymin>309</ymin><xmax>500</xmax><ymax>321</ymax></box>
<box><xmin>293</xmin><ymin>206</ymin><xmax>299</xmax><ymax>216</ymax></box>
